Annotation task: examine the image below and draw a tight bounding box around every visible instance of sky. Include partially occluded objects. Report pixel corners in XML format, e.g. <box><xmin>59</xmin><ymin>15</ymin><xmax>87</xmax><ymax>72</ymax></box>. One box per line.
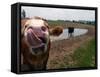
<box><xmin>21</xmin><ymin>6</ymin><xmax>95</xmax><ymax>21</ymax></box>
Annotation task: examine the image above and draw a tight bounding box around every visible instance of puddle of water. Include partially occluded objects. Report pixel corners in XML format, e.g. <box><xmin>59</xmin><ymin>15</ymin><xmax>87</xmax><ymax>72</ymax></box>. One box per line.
<box><xmin>50</xmin><ymin>28</ymin><xmax>88</xmax><ymax>42</ymax></box>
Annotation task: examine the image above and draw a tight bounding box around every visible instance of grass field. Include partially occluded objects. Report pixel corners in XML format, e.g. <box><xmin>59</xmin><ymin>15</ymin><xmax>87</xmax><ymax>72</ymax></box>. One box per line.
<box><xmin>48</xmin><ymin>20</ymin><xmax>66</xmax><ymax>27</ymax></box>
<box><xmin>57</xmin><ymin>38</ymin><xmax>96</xmax><ymax>68</ymax></box>
<box><xmin>48</xmin><ymin>20</ymin><xmax>95</xmax><ymax>28</ymax></box>
<box><xmin>73</xmin><ymin>38</ymin><xmax>95</xmax><ymax>67</ymax></box>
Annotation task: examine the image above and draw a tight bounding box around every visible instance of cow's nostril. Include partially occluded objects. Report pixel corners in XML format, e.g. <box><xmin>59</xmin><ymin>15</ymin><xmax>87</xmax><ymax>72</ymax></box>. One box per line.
<box><xmin>41</xmin><ymin>26</ymin><xmax>46</xmax><ymax>32</ymax></box>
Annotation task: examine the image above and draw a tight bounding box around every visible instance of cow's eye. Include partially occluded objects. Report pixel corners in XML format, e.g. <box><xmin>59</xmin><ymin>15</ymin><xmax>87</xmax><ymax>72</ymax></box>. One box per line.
<box><xmin>41</xmin><ymin>26</ymin><xmax>46</xmax><ymax>32</ymax></box>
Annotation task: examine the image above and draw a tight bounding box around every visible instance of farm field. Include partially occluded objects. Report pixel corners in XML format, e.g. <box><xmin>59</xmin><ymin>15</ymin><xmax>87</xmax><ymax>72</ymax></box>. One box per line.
<box><xmin>47</xmin><ymin>21</ymin><xmax>95</xmax><ymax>69</ymax></box>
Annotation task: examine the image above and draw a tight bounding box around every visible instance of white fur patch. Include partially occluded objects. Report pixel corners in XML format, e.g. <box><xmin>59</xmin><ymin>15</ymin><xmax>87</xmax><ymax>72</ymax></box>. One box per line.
<box><xmin>25</xmin><ymin>19</ymin><xmax>45</xmax><ymax>28</ymax></box>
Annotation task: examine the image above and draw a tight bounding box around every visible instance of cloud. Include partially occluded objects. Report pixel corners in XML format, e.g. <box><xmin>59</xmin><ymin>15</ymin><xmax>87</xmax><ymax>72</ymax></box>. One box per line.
<box><xmin>22</xmin><ymin>6</ymin><xmax>95</xmax><ymax>21</ymax></box>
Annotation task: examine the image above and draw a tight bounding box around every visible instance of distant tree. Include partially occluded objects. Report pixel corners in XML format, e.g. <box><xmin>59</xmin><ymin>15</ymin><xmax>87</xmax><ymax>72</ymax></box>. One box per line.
<box><xmin>72</xmin><ymin>20</ymin><xmax>75</xmax><ymax>22</ymax></box>
<box><xmin>21</xmin><ymin>9</ymin><xmax>26</xmax><ymax>19</ymax></box>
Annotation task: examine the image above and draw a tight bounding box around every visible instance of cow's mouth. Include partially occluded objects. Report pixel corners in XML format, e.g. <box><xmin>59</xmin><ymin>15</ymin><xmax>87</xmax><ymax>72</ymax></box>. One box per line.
<box><xmin>26</xmin><ymin>27</ymin><xmax>47</xmax><ymax>54</ymax></box>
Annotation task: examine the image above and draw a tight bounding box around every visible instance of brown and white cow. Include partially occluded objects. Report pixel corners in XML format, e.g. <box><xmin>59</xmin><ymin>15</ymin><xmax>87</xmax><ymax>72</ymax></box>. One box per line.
<box><xmin>21</xmin><ymin>16</ymin><xmax>63</xmax><ymax>71</ymax></box>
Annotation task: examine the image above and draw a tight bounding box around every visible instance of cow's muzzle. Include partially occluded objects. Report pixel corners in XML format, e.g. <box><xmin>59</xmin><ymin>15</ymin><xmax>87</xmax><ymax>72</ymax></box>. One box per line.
<box><xmin>26</xmin><ymin>27</ymin><xmax>47</xmax><ymax>54</ymax></box>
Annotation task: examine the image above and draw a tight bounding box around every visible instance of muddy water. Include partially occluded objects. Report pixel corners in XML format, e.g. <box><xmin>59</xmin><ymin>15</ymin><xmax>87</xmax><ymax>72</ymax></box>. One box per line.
<box><xmin>50</xmin><ymin>28</ymin><xmax>88</xmax><ymax>42</ymax></box>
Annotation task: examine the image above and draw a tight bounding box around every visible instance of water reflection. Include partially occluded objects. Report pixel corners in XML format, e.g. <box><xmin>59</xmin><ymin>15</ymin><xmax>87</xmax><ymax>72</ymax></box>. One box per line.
<box><xmin>50</xmin><ymin>28</ymin><xmax>88</xmax><ymax>42</ymax></box>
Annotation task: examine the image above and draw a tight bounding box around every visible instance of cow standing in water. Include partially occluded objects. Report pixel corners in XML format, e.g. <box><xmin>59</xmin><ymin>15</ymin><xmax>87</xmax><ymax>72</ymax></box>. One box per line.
<box><xmin>68</xmin><ymin>27</ymin><xmax>74</xmax><ymax>38</ymax></box>
<box><xmin>21</xmin><ymin>16</ymin><xmax>63</xmax><ymax>71</ymax></box>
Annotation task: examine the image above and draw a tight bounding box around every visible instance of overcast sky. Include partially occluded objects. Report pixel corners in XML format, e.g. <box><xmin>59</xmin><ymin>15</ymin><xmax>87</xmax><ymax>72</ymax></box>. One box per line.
<box><xmin>22</xmin><ymin>6</ymin><xmax>95</xmax><ymax>21</ymax></box>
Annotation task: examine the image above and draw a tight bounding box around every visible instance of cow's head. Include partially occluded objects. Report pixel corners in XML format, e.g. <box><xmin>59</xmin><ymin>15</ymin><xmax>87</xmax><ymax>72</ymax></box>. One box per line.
<box><xmin>21</xmin><ymin>16</ymin><xmax>63</xmax><ymax>55</ymax></box>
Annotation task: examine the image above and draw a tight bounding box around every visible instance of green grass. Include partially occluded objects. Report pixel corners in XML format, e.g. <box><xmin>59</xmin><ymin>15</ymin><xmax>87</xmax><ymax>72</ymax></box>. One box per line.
<box><xmin>48</xmin><ymin>20</ymin><xmax>66</xmax><ymax>27</ymax></box>
<box><xmin>73</xmin><ymin>38</ymin><xmax>96</xmax><ymax>67</ymax></box>
<box><xmin>54</xmin><ymin>38</ymin><xmax>96</xmax><ymax>68</ymax></box>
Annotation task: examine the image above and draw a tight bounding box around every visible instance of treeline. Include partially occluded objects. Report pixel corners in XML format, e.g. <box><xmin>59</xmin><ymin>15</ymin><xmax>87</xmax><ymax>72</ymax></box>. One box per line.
<box><xmin>48</xmin><ymin>20</ymin><xmax>95</xmax><ymax>25</ymax></box>
<box><xmin>72</xmin><ymin>20</ymin><xmax>95</xmax><ymax>25</ymax></box>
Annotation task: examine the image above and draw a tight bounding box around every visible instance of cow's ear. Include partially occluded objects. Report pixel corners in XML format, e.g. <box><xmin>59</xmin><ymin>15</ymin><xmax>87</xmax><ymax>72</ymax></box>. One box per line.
<box><xmin>49</xmin><ymin>26</ymin><xmax>63</xmax><ymax>36</ymax></box>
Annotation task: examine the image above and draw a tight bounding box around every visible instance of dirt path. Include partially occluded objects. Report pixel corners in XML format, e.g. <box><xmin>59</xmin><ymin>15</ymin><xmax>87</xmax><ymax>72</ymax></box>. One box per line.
<box><xmin>47</xmin><ymin>25</ymin><xmax>95</xmax><ymax>69</ymax></box>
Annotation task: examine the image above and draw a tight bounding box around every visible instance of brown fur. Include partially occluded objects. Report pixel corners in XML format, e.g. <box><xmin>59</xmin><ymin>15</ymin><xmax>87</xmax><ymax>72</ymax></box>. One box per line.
<box><xmin>21</xmin><ymin>37</ymin><xmax>50</xmax><ymax>70</ymax></box>
<box><xmin>50</xmin><ymin>26</ymin><xmax>63</xmax><ymax>36</ymax></box>
<box><xmin>21</xmin><ymin>17</ymin><xmax>63</xmax><ymax>70</ymax></box>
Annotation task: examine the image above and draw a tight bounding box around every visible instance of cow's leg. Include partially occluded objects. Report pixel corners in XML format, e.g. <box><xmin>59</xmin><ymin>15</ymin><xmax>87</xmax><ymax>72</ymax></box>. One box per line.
<box><xmin>70</xmin><ymin>33</ymin><xmax>72</xmax><ymax>37</ymax></box>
